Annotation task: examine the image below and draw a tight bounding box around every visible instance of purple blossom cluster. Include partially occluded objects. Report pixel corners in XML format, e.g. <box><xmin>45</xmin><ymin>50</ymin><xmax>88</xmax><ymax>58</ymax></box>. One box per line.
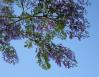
<box><xmin>48</xmin><ymin>43</ymin><xmax>77</xmax><ymax>68</ymax></box>
<box><xmin>0</xmin><ymin>18</ymin><xmax>24</xmax><ymax>44</ymax></box>
<box><xmin>0</xmin><ymin>4</ymin><xmax>23</xmax><ymax>64</ymax></box>
<box><xmin>33</xmin><ymin>18</ymin><xmax>55</xmax><ymax>33</ymax></box>
<box><xmin>46</xmin><ymin>0</ymin><xmax>89</xmax><ymax>39</ymax></box>
<box><xmin>36</xmin><ymin>42</ymin><xmax>77</xmax><ymax>68</ymax></box>
<box><xmin>0</xmin><ymin>0</ymin><xmax>89</xmax><ymax>68</ymax></box>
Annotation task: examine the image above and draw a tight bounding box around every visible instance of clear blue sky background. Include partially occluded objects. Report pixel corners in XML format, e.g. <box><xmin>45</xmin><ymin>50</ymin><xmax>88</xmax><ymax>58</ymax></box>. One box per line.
<box><xmin>0</xmin><ymin>0</ymin><xmax>99</xmax><ymax>77</ymax></box>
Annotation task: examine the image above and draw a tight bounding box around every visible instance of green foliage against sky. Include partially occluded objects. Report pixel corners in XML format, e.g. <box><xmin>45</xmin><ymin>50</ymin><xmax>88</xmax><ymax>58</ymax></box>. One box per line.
<box><xmin>0</xmin><ymin>0</ymin><xmax>89</xmax><ymax>70</ymax></box>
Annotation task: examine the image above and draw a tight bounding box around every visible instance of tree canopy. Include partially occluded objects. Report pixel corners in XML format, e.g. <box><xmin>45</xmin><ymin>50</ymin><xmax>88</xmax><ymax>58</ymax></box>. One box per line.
<box><xmin>0</xmin><ymin>0</ymin><xmax>89</xmax><ymax>70</ymax></box>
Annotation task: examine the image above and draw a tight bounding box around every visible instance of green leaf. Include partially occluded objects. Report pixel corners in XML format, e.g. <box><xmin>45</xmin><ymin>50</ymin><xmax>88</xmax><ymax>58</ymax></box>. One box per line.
<box><xmin>55</xmin><ymin>21</ymin><xmax>65</xmax><ymax>31</ymax></box>
<box><xmin>36</xmin><ymin>48</ymin><xmax>51</xmax><ymax>70</ymax></box>
<box><xmin>46</xmin><ymin>0</ymin><xmax>53</xmax><ymax>3</ymax></box>
<box><xmin>24</xmin><ymin>40</ymin><xmax>33</xmax><ymax>48</ymax></box>
<box><xmin>69</xmin><ymin>32</ymin><xmax>74</xmax><ymax>39</ymax></box>
<box><xmin>58</xmin><ymin>30</ymin><xmax>67</xmax><ymax>40</ymax></box>
<box><xmin>33</xmin><ymin>3</ymin><xmax>43</xmax><ymax>15</ymax></box>
<box><xmin>45</xmin><ymin>31</ymin><xmax>56</xmax><ymax>42</ymax></box>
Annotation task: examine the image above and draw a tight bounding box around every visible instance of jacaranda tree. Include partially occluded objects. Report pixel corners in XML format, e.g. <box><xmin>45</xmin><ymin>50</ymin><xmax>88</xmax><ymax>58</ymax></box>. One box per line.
<box><xmin>0</xmin><ymin>0</ymin><xmax>89</xmax><ymax>70</ymax></box>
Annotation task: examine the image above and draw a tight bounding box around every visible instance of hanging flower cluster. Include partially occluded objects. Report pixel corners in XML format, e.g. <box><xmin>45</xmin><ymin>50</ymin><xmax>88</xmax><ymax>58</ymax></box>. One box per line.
<box><xmin>0</xmin><ymin>0</ymin><xmax>89</xmax><ymax>69</ymax></box>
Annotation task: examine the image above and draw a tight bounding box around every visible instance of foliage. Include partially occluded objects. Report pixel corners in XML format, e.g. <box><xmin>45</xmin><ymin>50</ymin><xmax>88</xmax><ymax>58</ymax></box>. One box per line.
<box><xmin>0</xmin><ymin>0</ymin><xmax>89</xmax><ymax>70</ymax></box>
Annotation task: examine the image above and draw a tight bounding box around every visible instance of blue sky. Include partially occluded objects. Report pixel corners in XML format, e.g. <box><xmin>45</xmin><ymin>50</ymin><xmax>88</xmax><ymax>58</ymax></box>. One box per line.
<box><xmin>0</xmin><ymin>0</ymin><xmax>99</xmax><ymax>77</ymax></box>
